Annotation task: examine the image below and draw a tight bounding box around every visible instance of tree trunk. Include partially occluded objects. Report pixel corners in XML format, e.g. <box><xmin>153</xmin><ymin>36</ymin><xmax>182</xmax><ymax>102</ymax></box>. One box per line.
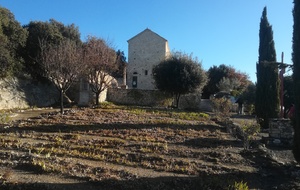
<box><xmin>95</xmin><ymin>91</ymin><xmax>100</xmax><ymax>105</ymax></box>
<box><xmin>60</xmin><ymin>89</ymin><xmax>64</xmax><ymax>114</ymax></box>
<box><xmin>293</xmin><ymin>0</ymin><xmax>300</xmax><ymax>163</ymax></box>
<box><xmin>175</xmin><ymin>94</ymin><xmax>181</xmax><ymax>109</ymax></box>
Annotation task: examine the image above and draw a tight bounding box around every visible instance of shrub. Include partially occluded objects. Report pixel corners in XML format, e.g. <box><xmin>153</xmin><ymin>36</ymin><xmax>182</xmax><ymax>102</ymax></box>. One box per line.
<box><xmin>245</xmin><ymin>104</ymin><xmax>255</xmax><ymax>115</ymax></box>
<box><xmin>98</xmin><ymin>101</ymin><xmax>118</xmax><ymax>109</ymax></box>
<box><xmin>211</xmin><ymin>97</ymin><xmax>232</xmax><ymax>121</ymax></box>
<box><xmin>241</xmin><ymin>122</ymin><xmax>260</xmax><ymax>150</ymax></box>
<box><xmin>228</xmin><ymin>180</ymin><xmax>249</xmax><ymax>190</ymax></box>
<box><xmin>0</xmin><ymin>111</ymin><xmax>11</xmax><ymax>124</ymax></box>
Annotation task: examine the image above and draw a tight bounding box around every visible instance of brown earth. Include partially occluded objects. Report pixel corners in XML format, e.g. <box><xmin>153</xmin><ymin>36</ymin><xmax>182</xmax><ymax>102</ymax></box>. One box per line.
<box><xmin>0</xmin><ymin>106</ymin><xmax>299</xmax><ymax>190</ymax></box>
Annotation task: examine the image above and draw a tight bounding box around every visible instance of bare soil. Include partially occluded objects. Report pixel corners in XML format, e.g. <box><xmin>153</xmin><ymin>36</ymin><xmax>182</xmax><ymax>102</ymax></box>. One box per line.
<box><xmin>0</xmin><ymin>107</ymin><xmax>299</xmax><ymax>190</ymax></box>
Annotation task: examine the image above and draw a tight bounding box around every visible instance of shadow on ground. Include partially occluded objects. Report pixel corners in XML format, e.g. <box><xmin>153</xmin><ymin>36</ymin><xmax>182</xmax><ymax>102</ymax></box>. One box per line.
<box><xmin>1</xmin><ymin>169</ymin><xmax>296</xmax><ymax>190</ymax></box>
<box><xmin>3</xmin><ymin>122</ymin><xmax>222</xmax><ymax>133</ymax></box>
<box><xmin>180</xmin><ymin>137</ymin><xmax>242</xmax><ymax>148</ymax></box>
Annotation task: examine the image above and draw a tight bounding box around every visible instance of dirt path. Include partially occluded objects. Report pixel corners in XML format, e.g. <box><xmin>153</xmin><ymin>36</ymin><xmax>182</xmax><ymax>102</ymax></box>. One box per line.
<box><xmin>230</xmin><ymin>113</ymin><xmax>256</xmax><ymax>124</ymax></box>
<box><xmin>9</xmin><ymin>108</ymin><xmax>60</xmax><ymax>121</ymax></box>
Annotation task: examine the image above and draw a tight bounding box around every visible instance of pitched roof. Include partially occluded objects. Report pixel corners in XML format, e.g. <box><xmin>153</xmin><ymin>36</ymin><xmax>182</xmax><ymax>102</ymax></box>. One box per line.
<box><xmin>127</xmin><ymin>28</ymin><xmax>167</xmax><ymax>42</ymax></box>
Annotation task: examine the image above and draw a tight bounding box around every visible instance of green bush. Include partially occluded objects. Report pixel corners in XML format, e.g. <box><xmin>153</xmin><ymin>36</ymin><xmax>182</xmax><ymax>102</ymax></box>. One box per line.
<box><xmin>228</xmin><ymin>180</ymin><xmax>249</xmax><ymax>190</ymax></box>
<box><xmin>98</xmin><ymin>101</ymin><xmax>118</xmax><ymax>109</ymax></box>
<box><xmin>241</xmin><ymin>122</ymin><xmax>260</xmax><ymax>150</ymax></box>
<box><xmin>211</xmin><ymin>97</ymin><xmax>232</xmax><ymax>121</ymax></box>
<box><xmin>245</xmin><ymin>104</ymin><xmax>255</xmax><ymax>115</ymax></box>
<box><xmin>0</xmin><ymin>111</ymin><xmax>11</xmax><ymax>124</ymax></box>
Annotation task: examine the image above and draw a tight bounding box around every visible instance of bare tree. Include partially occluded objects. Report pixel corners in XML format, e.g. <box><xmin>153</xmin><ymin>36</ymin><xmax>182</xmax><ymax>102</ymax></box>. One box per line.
<box><xmin>83</xmin><ymin>36</ymin><xmax>117</xmax><ymax>105</ymax></box>
<box><xmin>39</xmin><ymin>39</ymin><xmax>84</xmax><ymax>114</ymax></box>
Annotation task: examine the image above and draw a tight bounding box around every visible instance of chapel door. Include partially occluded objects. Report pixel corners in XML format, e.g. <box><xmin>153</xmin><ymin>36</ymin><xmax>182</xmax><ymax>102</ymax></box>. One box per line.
<box><xmin>132</xmin><ymin>76</ymin><xmax>137</xmax><ymax>88</ymax></box>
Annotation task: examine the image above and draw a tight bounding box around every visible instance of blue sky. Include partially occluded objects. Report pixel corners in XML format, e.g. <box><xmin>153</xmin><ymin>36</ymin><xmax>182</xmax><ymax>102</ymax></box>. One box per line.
<box><xmin>0</xmin><ymin>0</ymin><xmax>294</xmax><ymax>82</ymax></box>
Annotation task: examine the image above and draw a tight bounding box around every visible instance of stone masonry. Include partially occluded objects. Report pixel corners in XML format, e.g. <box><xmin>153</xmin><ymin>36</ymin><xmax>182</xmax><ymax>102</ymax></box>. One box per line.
<box><xmin>0</xmin><ymin>77</ymin><xmax>58</xmax><ymax>110</ymax></box>
<box><xmin>107</xmin><ymin>88</ymin><xmax>171</xmax><ymax>107</ymax></box>
<box><xmin>269</xmin><ymin>118</ymin><xmax>294</xmax><ymax>146</ymax></box>
<box><xmin>127</xmin><ymin>29</ymin><xmax>170</xmax><ymax>90</ymax></box>
<box><xmin>107</xmin><ymin>88</ymin><xmax>203</xmax><ymax>110</ymax></box>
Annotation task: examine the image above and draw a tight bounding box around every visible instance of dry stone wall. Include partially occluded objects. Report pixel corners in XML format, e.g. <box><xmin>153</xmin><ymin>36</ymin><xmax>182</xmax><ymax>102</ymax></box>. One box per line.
<box><xmin>107</xmin><ymin>88</ymin><xmax>203</xmax><ymax>110</ymax></box>
<box><xmin>107</xmin><ymin>88</ymin><xmax>171</xmax><ymax>107</ymax></box>
<box><xmin>269</xmin><ymin>118</ymin><xmax>294</xmax><ymax>146</ymax></box>
<box><xmin>0</xmin><ymin>77</ymin><xmax>58</xmax><ymax>110</ymax></box>
<box><xmin>178</xmin><ymin>93</ymin><xmax>202</xmax><ymax>110</ymax></box>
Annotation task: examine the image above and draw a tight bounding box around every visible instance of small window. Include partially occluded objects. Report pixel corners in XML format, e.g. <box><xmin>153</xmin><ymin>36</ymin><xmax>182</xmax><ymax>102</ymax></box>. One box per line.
<box><xmin>145</xmin><ymin>70</ymin><xmax>148</xmax><ymax>75</ymax></box>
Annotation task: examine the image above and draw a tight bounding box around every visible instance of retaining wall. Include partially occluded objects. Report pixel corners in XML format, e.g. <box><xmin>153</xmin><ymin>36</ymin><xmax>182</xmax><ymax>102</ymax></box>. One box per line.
<box><xmin>107</xmin><ymin>88</ymin><xmax>171</xmax><ymax>107</ymax></box>
<box><xmin>0</xmin><ymin>77</ymin><xmax>58</xmax><ymax>110</ymax></box>
<box><xmin>269</xmin><ymin>118</ymin><xmax>294</xmax><ymax>139</ymax></box>
<box><xmin>107</xmin><ymin>88</ymin><xmax>203</xmax><ymax>109</ymax></box>
<box><xmin>269</xmin><ymin>118</ymin><xmax>294</xmax><ymax>146</ymax></box>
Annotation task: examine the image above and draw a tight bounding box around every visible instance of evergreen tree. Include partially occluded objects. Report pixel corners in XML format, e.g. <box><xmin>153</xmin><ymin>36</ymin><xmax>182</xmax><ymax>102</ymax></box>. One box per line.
<box><xmin>153</xmin><ymin>52</ymin><xmax>207</xmax><ymax>108</ymax></box>
<box><xmin>202</xmin><ymin>65</ymin><xmax>229</xmax><ymax>98</ymax></box>
<box><xmin>283</xmin><ymin>76</ymin><xmax>294</xmax><ymax>117</ymax></box>
<box><xmin>23</xmin><ymin>19</ymin><xmax>81</xmax><ymax>81</ymax></box>
<box><xmin>0</xmin><ymin>6</ymin><xmax>28</xmax><ymax>77</ymax></box>
<box><xmin>258</xmin><ymin>7</ymin><xmax>277</xmax><ymax>62</ymax></box>
<box><xmin>292</xmin><ymin>0</ymin><xmax>300</xmax><ymax>163</ymax></box>
<box><xmin>255</xmin><ymin>7</ymin><xmax>280</xmax><ymax>128</ymax></box>
<box><xmin>202</xmin><ymin>64</ymin><xmax>249</xmax><ymax>98</ymax></box>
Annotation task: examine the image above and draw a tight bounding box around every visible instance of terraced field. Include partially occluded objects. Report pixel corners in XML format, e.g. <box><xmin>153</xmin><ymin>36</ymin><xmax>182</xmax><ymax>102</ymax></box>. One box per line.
<box><xmin>0</xmin><ymin>106</ymin><xmax>298</xmax><ymax>189</ymax></box>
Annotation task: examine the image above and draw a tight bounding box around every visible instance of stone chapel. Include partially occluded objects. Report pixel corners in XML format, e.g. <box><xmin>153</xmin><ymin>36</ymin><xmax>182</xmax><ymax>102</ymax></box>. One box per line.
<box><xmin>78</xmin><ymin>29</ymin><xmax>170</xmax><ymax>106</ymax></box>
<box><xmin>127</xmin><ymin>28</ymin><xmax>170</xmax><ymax>90</ymax></box>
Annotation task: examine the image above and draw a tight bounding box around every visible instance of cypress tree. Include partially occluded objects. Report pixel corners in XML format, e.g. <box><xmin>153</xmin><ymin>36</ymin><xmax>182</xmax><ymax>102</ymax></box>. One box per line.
<box><xmin>255</xmin><ymin>7</ymin><xmax>280</xmax><ymax>128</ymax></box>
<box><xmin>292</xmin><ymin>0</ymin><xmax>300</xmax><ymax>162</ymax></box>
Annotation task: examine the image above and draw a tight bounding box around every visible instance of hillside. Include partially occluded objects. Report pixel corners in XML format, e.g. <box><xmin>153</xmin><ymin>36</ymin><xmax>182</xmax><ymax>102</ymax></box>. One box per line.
<box><xmin>0</xmin><ymin>106</ymin><xmax>298</xmax><ymax>189</ymax></box>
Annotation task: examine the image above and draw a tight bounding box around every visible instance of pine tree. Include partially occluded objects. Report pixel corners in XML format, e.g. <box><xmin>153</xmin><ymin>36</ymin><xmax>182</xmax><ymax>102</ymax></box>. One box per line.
<box><xmin>255</xmin><ymin>7</ymin><xmax>280</xmax><ymax>128</ymax></box>
<box><xmin>292</xmin><ymin>0</ymin><xmax>300</xmax><ymax>162</ymax></box>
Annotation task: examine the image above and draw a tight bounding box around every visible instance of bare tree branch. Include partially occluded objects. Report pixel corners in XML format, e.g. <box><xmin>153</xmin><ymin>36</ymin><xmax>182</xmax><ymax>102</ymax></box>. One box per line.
<box><xmin>83</xmin><ymin>36</ymin><xmax>117</xmax><ymax>105</ymax></box>
<box><xmin>39</xmin><ymin>38</ymin><xmax>84</xmax><ymax>114</ymax></box>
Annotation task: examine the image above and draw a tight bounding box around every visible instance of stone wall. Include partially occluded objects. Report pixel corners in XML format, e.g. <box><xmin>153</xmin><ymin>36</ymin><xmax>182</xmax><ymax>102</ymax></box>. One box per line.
<box><xmin>107</xmin><ymin>88</ymin><xmax>171</xmax><ymax>107</ymax></box>
<box><xmin>269</xmin><ymin>118</ymin><xmax>294</xmax><ymax>139</ymax></box>
<box><xmin>178</xmin><ymin>93</ymin><xmax>202</xmax><ymax>110</ymax></box>
<box><xmin>107</xmin><ymin>88</ymin><xmax>203</xmax><ymax>109</ymax></box>
<box><xmin>269</xmin><ymin>118</ymin><xmax>294</xmax><ymax>146</ymax></box>
<box><xmin>0</xmin><ymin>77</ymin><xmax>58</xmax><ymax>110</ymax></box>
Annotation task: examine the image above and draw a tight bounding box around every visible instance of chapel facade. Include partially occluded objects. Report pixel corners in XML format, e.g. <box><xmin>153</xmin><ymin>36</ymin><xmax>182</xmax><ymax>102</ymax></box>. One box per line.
<box><xmin>127</xmin><ymin>29</ymin><xmax>170</xmax><ymax>90</ymax></box>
